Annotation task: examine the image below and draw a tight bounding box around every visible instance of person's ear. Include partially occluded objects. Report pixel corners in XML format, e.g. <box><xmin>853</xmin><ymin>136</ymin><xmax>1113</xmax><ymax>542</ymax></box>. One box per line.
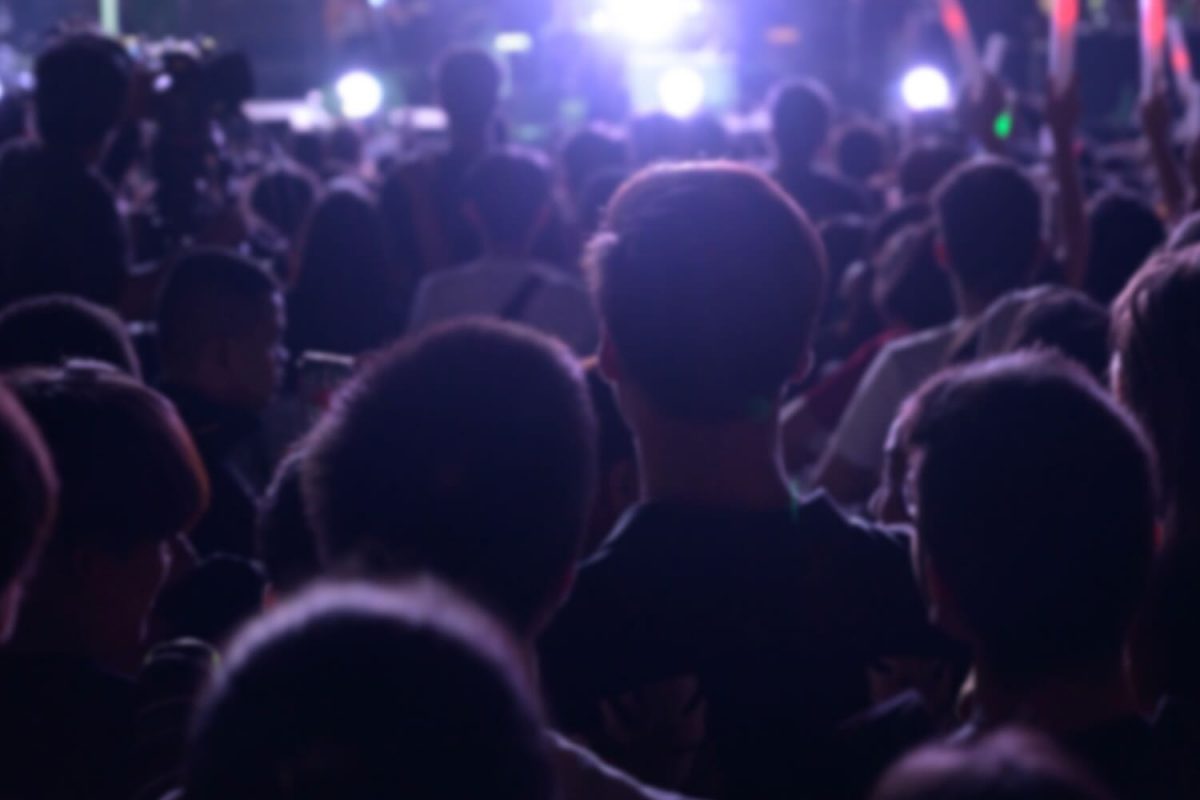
<box><xmin>598</xmin><ymin>329</ymin><xmax>624</xmax><ymax>384</ymax></box>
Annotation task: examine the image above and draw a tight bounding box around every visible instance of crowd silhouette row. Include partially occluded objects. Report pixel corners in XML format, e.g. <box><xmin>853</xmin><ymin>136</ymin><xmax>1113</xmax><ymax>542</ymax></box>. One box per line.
<box><xmin>1</xmin><ymin>27</ymin><xmax>1200</xmax><ymax>800</ymax></box>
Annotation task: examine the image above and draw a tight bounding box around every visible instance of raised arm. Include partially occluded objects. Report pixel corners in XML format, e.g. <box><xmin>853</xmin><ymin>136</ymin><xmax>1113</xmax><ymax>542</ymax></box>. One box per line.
<box><xmin>1046</xmin><ymin>79</ymin><xmax>1089</xmax><ymax>289</ymax></box>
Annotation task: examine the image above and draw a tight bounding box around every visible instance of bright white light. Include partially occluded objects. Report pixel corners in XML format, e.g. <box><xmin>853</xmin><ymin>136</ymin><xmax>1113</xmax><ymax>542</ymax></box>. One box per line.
<box><xmin>900</xmin><ymin>66</ymin><xmax>952</xmax><ymax>112</ymax></box>
<box><xmin>495</xmin><ymin>31</ymin><xmax>534</xmax><ymax>54</ymax></box>
<box><xmin>592</xmin><ymin>0</ymin><xmax>702</xmax><ymax>44</ymax></box>
<box><xmin>336</xmin><ymin>71</ymin><xmax>384</xmax><ymax>120</ymax></box>
<box><xmin>657</xmin><ymin>66</ymin><xmax>706</xmax><ymax>118</ymax></box>
<box><xmin>367</xmin><ymin>0</ymin><xmax>387</xmax><ymax>7</ymax></box>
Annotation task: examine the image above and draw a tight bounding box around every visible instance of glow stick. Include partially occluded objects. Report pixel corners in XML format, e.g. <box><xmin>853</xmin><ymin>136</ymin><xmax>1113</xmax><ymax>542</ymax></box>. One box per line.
<box><xmin>1049</xmin><ymin>0</ymin><xmax>1080</xmax><ymax>93</ymax></box>
<box><xmin>1142</xmin><ymin>0</ymin><xmax>1168</xmax><ymax>98</ymax></box>
<box><xmin>1169</xmin><ymin>18</ymin><xmax>1193</xmax><ymax>88</ymax></box>
<box><xmin>940</xmin><ymin>0</ymin><xmax>981</xmax><ymax>86</ymax></box>
<box><xmin>100</xmin><ymin>0</ymin><xmax>121</xmax><ymax>35</ymax></box>
<box><xmin>1169</xmin><ymin>18</ymin><xmax>1200</xmax><ymax>139</ymax></box>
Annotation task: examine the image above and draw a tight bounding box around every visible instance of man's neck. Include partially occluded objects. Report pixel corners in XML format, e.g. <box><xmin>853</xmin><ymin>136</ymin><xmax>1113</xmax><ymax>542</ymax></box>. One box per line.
<box><xmin>636</xmin><ymin>415</ymin><xmax>794</xmax><ymax>511</ymax></box>
<box><xmin>970</xmin><ymin>656</ymin><xmax>1140</xmax><ymax>735</ymax></box>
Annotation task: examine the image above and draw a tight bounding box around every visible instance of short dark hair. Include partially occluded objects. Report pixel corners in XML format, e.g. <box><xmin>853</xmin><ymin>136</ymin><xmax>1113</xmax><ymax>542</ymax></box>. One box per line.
<box><xmin>836</xmin><ymin>122</ymin><xmax>888</xmax><ymax>182</ymax></box>
<box><xmin>304</xmin><ymin>321</ymin><xmax>596</xmax><ymax>636</ymax></box>
<box><xmin>562</xmin><ymin>127</ymin><xmax>628</xmax><ymax>201</ymax></box>
<box><xmin>464</xmin><ymin>151</ymin><xmax>552</xmax><ymax>245</ymax></box>
<box><xmin>771</xmin><ymin>79</ymin><xmax>833</xmax><ymax>164</ymax></box>
<box><xmin>1085</xmin><ymin>191</ymin><xmax>1165</xmax><ymax>305</ymax></box>
<box><xmin>933</xmin><ymin>158</ymin><xmax>1042</xmax><ymax>298</ymax></box>
<box><xmin>869</xmin><ymin>199</ymin><xmax>932</xmax><ymax>258</ymax></box>
<box><xmin>1005</xmin><ymin>288</ymin><xmax>1110</xmax><ymax>382</ymax></box>
<box><xmin>35</xmin><ymin>34</ymin><xmax>130</xmax><ymax>152</ymax></box>
<box><xmin>629</xmin><ymin>113</ymin><xmax>691</xmax><ymax>166</ymax></box>
<box><xmin>185</xmin><ymin>581</ymin><xmax>554</xmax><ymax>800</ymax></box>
<box><xmin>590</xmin><ymin>162</ymin><xmax>826</xmax><ymax>421</ymax></box>
<box><xmin>1113</xmin><ymin>250</ymin><xmax>1200</xmax><ymax>537</ymax></box>
<box><xmin>9</xmin><ymin>365</ymin><xmax>208</xmax><ymax>556</ymax></box>
<box><xmin>907</xmin><ymin>352</ymin><xmax>1156</xmax><ymax>676</ymax></box>
<box><xmin>0</xmin><ymin>294</ymin><xmax>140</xmax><ymax>377</ymax></box>
<box><xmin>872</xmin><ymin>728</ymin><xmax>1115</xmax><ymax>800</ymax></box>
<box><xmin>436</xmin><ymin>48</ymin><xmax>502</xmax><ymax>132</ymax></box>
<box><xmin>157</xmin><ymin>249</ymin><xmax>280</xmax><ymax>375</ymax></box>
<box><xmin>291</xmin><ymin>187</ymin><xmax>392</xmax><ymax>355</ymax></box>
<box><xmin>873</xmin><ymin>224</ymin><xmax>955</xmax><ymax>332</ymax></box>
<box><xmin>0</xmin><ymin>383</ymin><xmax>56</xmax><ymax>591</ymax></box>
<box><xmin>248</xmin><ymin>164</ymin><xmax>318</xmax><ymax>241</ymax></box>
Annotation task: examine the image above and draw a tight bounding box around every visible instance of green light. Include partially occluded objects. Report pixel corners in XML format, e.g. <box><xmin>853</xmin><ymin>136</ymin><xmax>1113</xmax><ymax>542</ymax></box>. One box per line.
<box><xmin>993</xmin><ymin>111</ymin><xmax>1015</xmax><ymax>140</ymax></box>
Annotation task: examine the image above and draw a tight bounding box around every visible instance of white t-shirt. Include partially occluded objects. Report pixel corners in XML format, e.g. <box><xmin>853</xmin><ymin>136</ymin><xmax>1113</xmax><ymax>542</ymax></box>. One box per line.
<box><xmin>826</xmin><ymin>289</ymin><xmax>1033</xmax><ymax>474</ymax></box>
<box><xmin>827</xmin><ymin>322</ymin><xmax>964</xmax><ymax>473</ymax></box>
<box><xmin>408</xmin><ymin>258</ymin><xmax>600</xmax><ymax>356</ymax></box>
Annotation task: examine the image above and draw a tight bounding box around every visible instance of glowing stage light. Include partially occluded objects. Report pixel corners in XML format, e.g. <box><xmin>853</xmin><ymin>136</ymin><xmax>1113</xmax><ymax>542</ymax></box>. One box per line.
<box><xmin>336</xmin><ymin>71</ymin><xmax>384</xmax><ymax>120</ymax></box>
<box><xmin>495</xmin><ymin>31</ymin><xmax>534</xmax><ymax>54</ymax></box>
<box><xmin>367</xmin><ymin>0</ymin><xmax>387</xmax><ymax>7</ymax></box>
<box><xmin>590</xmin><ymin>0</ymin><xmax>702</xmax><ymax>44</ymax></box>
<box><xmin>900</xmin><ymin>66</ymin><xmax>952</xmax><ymax>112</ymax></box>
<box><xmin>657</xmin><ymin>66</ymin><xmax>707</xmax><ymax>118</ymax></box>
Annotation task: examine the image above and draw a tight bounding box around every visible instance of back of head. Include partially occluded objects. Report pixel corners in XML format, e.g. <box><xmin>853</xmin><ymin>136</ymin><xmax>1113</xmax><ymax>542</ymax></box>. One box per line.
<box><xmin>291</xmin><ymin>187</ymin><xmax>395</xmax><ymax>355</ymax></box>
<box><xmin>590</xmin><ymin>161</ymin><xmax>826</xmax><ymax>421</ymax></box>
<box><xmin>687</xmin><ymin>113</ymin><xmax>732</xmax><ymax>159</ymax></box>
<box><xmin>157</xmin><ymin>248</ymin><xmax>280</xmax><ymax>380</ymax></box>
<box><xmin>8</xmin><ymin>365</ymin><xmax>208</xmax><ymax>556</ymax></box>
<box><xmin>248</xmin><ymin>165</ymin><xmax>318</xmax><ymax>241</ymax></box>
<box><xmin>836</xmin><ymin>122</ymin><xmax>888</xmax><ymax>182</ymax></box>
<box><xmin>0</xmin><ymin>294</ymin><xmax>140</xmax><ymax>377</ymax></box>
<box><xmin>934</xmin><ymin>158</ymin><xmax>1041</xmax><ymax>300</ymax></box>
<box><xmin>304</xmin><ymin>320</ymin><xmax>596</xmax><ymax>636</ymax></box>
<box><xmin>869</xmin><ymin>199</ymin><xmax>933</xmax><ymax>258</ymax></box>
<box><xmin>437</xmin><ymin>48</ymin><xmax>502</xmax><ymax>134</ymax></box>
<box><xmin>629</xmin><ymin>113</ymin><xmax>690</xmax><ymax>166</ymax></box>
<box><xmin>899</xmin><ymin>141</ymin><xmax>966</xmax><ymax>199</ymax></box>
<box><xmin>185</xmin><ymin>581</ymin><xmax>554</xmax><ymax>800</ymax></box>
<box><xmin>771</xmin><ymin>79</ymin><xmax>833</xmax><ymax>166</ymax></box>
<box><xmin>872</xmin><ymin>728</ymin><xmax>1115</xmax><ymax>800</ymax></box>
<box><xmin>296</xmin><ymin>186</ymin><xmax>388</xmax><ymax>294</ymax></box>
<box><xmin>907</xmin><ymin>352</ymin><xmax>1156</xmax><ymax>676</ymax></box>
<box><xmin>1086</xmin><ymin>191</ymin><xmax>1165</xmax><ymax>305</ymax></box>
<box><xmin>1113</xmin><ymin>250</ymin><xmax>1200</xmax><ymax>535</ymax></box>
<box><xmin>0</xmin><ymin>383</ymin><xmax>56</xmax><ymax>596</ymax></box>
<box><xmin>464</xmin><ymin>150</ymin><xmax>552</xmax><ymax>247</ymax></box>
<box><xmin>874</xmin><ymin>223</ymin><xmax>955</xmax><ymax>332</ymax></box>
<box><xmin>35</xmin><ymin>34</ymin><xmax>130</xmax><ymax>154</ymax></box>
<box><xmin>1005</xmin><ymin>288</ymin><xmax>1110</xmax><ymax>383</ymax></box>
<box><xmin>577</xmin><ymin>167</ymin><xmax>630</xmax><ymax>238</ymax></box>
<box><xmin>562</xmin><ymin>127</ymin><xmax>628</xmax><ymax>201</ymax></box>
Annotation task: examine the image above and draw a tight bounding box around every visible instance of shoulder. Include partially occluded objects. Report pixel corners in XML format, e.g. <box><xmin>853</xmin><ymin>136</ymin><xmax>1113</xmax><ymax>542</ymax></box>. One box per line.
<box><xmin>881</xmin><ymin>323</ymin><xmax>960</xmax><ymax>360</ymax></box>
<box><xmin>794</xmin><ymin>492</ymin><xmax>915</xmax><ymax>567</ymax></box>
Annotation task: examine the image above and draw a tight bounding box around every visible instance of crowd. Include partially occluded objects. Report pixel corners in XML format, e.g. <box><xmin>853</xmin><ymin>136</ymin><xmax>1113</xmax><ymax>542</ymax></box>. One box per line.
<box><xmin>2</xmin><ymin>24</ymin><xmax>1200</xmax><ymax>800</ymax></box>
